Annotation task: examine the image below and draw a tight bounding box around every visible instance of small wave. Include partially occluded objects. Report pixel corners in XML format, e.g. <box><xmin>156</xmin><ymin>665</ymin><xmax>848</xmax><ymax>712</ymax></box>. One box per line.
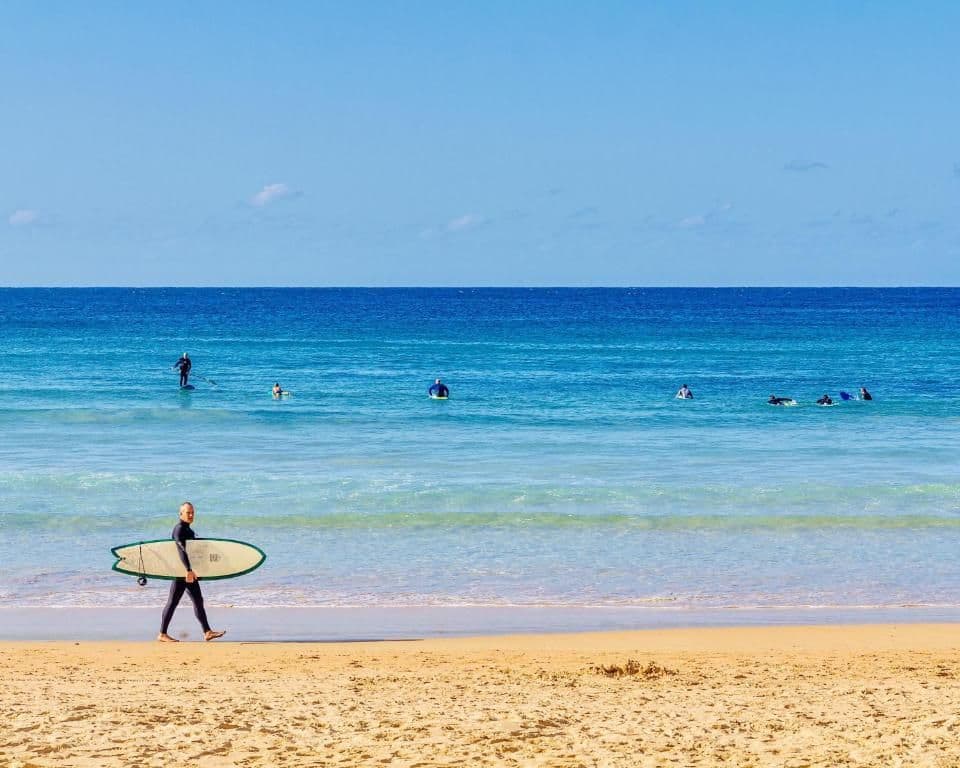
<box><xmin>229</xmin><ymin>511</ymin><xmax>960</xmax><ymax>531</ymax></box>
<box><xmin>5</xmin><ymin>509</ymin><xmax>960</xmax><ymax>533</ymax></box>
<box><xmin>8</xmin><ymin>592</ymin><xmax>960</xmax><ymax>611</ymax></box>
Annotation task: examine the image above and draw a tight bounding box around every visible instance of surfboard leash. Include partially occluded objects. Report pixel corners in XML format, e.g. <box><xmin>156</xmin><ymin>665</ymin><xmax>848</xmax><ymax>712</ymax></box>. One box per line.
<box><xmin>136</xmin><ymin>544</ymin><xmax>148</xmax><ymax>587</ymax></box>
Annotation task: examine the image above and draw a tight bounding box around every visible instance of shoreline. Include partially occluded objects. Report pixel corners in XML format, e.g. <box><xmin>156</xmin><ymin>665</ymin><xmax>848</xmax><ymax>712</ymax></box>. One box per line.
<box><xmin>3</xmin><ymin>624</ymin><xmax>959</xmax><ymax>766</ymax></box>
<box><xmin>3</xmin><ymin>622</ymin><xmax>960</xmax><ymax>651</ymax></box>
<box><xmin>2</xmin><ymin>604</ymin><xmax>957</xmax><ymax>642</ymax></box>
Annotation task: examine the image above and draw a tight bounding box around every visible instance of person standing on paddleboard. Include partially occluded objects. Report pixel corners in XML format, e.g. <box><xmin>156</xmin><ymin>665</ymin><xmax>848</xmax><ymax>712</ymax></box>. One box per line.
<box><xmin>173</xmin><ymin>352</ymin><xmax>191</xmax><ymax>387</ymax></box>
<box><xmin>157</xmin><ymin>502</ymin><xmax>226</xmax><ymax>642</ymax></box>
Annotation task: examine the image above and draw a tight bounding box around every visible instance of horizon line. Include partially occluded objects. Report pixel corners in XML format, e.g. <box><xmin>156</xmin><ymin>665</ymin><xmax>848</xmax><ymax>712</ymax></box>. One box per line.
<box><xmin>2</xmin><ymin>285</ymin><xmax>959</xmax><ymax>290</ymax></box>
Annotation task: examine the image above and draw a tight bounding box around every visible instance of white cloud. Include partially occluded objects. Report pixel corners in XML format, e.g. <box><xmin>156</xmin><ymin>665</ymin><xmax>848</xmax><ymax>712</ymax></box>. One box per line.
<box><xmin>9</xmin><ymin>209</ymin><xmax>39</xmax><ymax>226</ymax></box>
<box><xmin>250</xmin><ymin>183</ymin><xmax>293</xmax><ymax>207</ymax></box>
<box><xmin>679</xmin><ymin>202</ymin><xmax>733</xmax><ymax>229</ymax></box>
<box><xmin>446</xmin><ymin>213</ymin><xmax>484</xmax><ymax>232</ymax></box>
<box><xmin>784</xmin><ymin>161</ymin><xmax>828</xmax><ymax>172</ymax></box>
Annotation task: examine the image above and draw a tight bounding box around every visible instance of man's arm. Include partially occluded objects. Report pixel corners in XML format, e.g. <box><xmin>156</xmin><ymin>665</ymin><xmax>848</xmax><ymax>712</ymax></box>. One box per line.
<box><xmin>173</xmin><ymin>524</ymin><xmax>192</xmax><ymax>571</ymax></box>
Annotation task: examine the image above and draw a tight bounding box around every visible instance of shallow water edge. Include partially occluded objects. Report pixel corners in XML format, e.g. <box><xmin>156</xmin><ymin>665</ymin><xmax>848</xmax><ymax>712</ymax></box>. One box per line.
<box><xmin>3</xmin><ymin>605</ymin><xmax>957</xmax><ymax>642</ymax></box>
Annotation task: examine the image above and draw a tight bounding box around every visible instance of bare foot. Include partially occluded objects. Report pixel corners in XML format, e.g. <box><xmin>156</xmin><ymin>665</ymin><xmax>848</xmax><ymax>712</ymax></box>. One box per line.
<box><xmin>204</xmin><ymin>630</ymin><xmax>226</xmax><ymax>642</ymax></box>
<box><xmin>157</xmin><ymin>633</ymin><xmax>179</xmax><ymax>643</ymax></box>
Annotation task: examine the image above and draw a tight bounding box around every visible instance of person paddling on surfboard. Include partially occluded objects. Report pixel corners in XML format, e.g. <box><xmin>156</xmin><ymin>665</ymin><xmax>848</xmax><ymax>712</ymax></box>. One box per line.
<box><xmin>157</xmin><ymin>502</ymin><xmax>226</xmax><ymax>643</ymax></box>
<box><xmin>428</xmin><ymin>378</ymin><xmax>450</xmax><ymax>398</ymax></box>
<box><xmin>768</xmin><ymin>394</ymin><xmax>794</xmax><ymax>406</ymax></box>
<box><xmin>675</xmin><ymin>384</ymin><xmax>693</xmax><ymax>399</ymax></box>
<box><xmin>173</xmin><ymin>352</ymin><xmax>192</xmax><ymax>388</ymax></box>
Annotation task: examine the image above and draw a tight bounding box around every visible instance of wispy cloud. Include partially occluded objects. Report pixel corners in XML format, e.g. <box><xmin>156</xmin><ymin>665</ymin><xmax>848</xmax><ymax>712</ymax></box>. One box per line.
<box><xmin>446</xmin><ymin>213</ymin><xmax>485</xmax><ymax>232</ymax></box>
<box><xmin>419</xmin><ymin>213</ymin><xmax>488</xmax><ymax>239</ymax></box>
<box><xmin>679</xmin><ymin>215</ymin><xmax>706</xmax><ymax>229</ymax></box>
<box><xmin>784</xmin><ymin>161</ymin><xmax>829</xmax><ymax>172</ymax></box>
<box><xmin>678</xmin><ymin>202</ymin><xmax>733</xmax><ymax>230</ymax></box>
<box><xmin>9</xmin><ymin>209</ymin><xmax>39</xmax><ymax>226</ymax></box>
<box><xmin>250</xmin><ymin>183</ymin><xmax>294</xmax><ymax>207</ymax></box>
<box><xmin>567</xmin><ymin>206</ymin><xmax>599</xmax><ymax>220</ymax></box>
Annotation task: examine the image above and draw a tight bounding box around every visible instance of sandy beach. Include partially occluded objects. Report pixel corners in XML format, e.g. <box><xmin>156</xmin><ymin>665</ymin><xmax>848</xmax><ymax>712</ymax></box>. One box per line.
<box><xmin>2</xmin><ymin>624</ymin><xmax>959</xmax><ymax>767</ymax></box>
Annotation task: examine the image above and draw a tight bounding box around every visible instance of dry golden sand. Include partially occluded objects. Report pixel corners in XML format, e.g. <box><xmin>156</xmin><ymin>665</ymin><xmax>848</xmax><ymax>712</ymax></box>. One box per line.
<box><xmin>2</xmin><ymin>624</ymin><xmax>959</xmax><ymax>767</ymax></box>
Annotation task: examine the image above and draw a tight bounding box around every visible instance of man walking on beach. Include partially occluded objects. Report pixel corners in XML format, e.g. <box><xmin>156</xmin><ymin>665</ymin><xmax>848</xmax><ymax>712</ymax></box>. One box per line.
<box><xmin>157</xmin><ymin>502</ymin><xmax>226</xmax><ymax>642</ymax></box>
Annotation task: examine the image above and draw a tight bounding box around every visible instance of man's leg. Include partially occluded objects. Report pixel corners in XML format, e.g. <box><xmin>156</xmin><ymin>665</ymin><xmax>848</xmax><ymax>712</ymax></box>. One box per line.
<box><xmin>184</xmin><ymin>580</ymin><xmax>211</xmax><ymax>632</ymax></box>
<box><xmin>159</xmin><ymin>579</ymin><xmax>187</xmax><ymax>637</ymax></box>
<box><xmin>183</xmin><ymin>581</ymin><xmax>226</xmax><ymax>641</ymax></box>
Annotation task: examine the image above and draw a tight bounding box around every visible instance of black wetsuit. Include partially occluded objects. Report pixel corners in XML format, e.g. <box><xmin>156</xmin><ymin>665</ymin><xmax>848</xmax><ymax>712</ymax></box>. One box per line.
<box><xmin>175</xmin><ymin>357</ymin><xmax>192</xmax><ymax>387</ymax></box>
<box><xmin>159</xmin><ymin>520</ymin><xmax>211</xmax><ymax>634</ymax></box>
<box><xmin>429</xmin><ymin>383</ymin><xmax>449</xmax><ymax>397</ymax></box>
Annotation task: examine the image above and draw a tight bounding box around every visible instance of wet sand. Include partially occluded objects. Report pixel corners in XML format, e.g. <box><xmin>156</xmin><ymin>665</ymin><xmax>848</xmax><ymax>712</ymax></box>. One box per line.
<box><xmin>2</xmin><ymin>624</ymin><xmax>959</xmax><ymax>767</ymax></box>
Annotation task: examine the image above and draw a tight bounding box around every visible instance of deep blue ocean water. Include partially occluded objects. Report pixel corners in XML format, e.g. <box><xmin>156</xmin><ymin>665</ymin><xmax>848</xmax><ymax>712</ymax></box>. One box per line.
<box><xmin>1</xmin><ymin>288</ymin><xmax>959</xmax><ymax>614</ymax></box>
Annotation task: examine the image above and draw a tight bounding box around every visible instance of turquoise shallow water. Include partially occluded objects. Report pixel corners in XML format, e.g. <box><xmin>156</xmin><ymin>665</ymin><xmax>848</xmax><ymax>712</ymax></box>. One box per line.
<box><xmin>1</xmin><ymin>288</ymin><xmax>958</xmax><ymax>613</ymax></box>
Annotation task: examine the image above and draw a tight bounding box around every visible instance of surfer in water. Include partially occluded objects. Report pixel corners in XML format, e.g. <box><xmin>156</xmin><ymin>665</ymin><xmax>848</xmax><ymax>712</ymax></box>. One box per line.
<box><xmin>675</xmin><ymin>384</ymin><xmax>693</xmax><ymax>399</ymax></box>
<box><xmin>157</xmin><ymin>502</ymin><xmax>226</xmax><ymax>643</ymax></box>
<box><xmin>817</xmin><ymin>393</ymin><xmax>833</xmax><ymax>405</ymax></box>
<box><xmin>272</xmin><ymin>382</ymin><xmax>283</xmax><ymax>398</ymax></box>
<box><xmin>768</xmin><ymin>394</ymin><xmax>794</xmax><ymax>406</ymax></box>
<box><xmin>859</xmin><ymin>386</ymin><xmax>873</xmax><ymax>401</ymax></box>
<box><xmin>173</xmin><ymin>352</ymin><xmax>191</xmax><ymax>387</ymax></box>
<box><xmin>428</xmin><ymin>378</ymin><xmax>450</xmax><ymax>398</ymax></box>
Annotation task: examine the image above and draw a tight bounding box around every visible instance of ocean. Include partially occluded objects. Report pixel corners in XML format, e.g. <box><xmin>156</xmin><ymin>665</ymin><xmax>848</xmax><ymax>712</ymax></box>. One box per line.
<box><xmin>1</xmin><ymin>288</ymin><xmax>958</xmax><ymax>630</ymax></box>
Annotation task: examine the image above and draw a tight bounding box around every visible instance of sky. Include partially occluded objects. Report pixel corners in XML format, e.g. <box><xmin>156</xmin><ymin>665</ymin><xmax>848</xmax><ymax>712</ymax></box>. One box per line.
<box><xmin>1</xmin><ymin>1</ymin><xmax>958</xmax><ymax>286</ymax></box>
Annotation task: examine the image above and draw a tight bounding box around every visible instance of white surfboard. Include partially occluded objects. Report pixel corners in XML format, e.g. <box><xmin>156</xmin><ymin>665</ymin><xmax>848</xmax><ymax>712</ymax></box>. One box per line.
<box><xmin>111</xmin><ymin>538</ymin><xmax>266</xmax><ymax>581</ymax></box>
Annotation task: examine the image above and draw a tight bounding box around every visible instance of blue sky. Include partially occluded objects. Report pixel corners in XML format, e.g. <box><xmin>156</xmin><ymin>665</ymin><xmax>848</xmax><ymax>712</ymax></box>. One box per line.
<box><xmin>1</xmin><ymin>2</ymin><xmax>958</xmax><ymax>286</ymax></box>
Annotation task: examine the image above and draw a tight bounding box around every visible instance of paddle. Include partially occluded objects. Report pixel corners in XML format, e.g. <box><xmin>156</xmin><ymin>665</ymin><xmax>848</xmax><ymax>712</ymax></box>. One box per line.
<box><xmin>167</xmin><ymin>367</ymin><xmax>217</xmax><ymax>387</ymax></box>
